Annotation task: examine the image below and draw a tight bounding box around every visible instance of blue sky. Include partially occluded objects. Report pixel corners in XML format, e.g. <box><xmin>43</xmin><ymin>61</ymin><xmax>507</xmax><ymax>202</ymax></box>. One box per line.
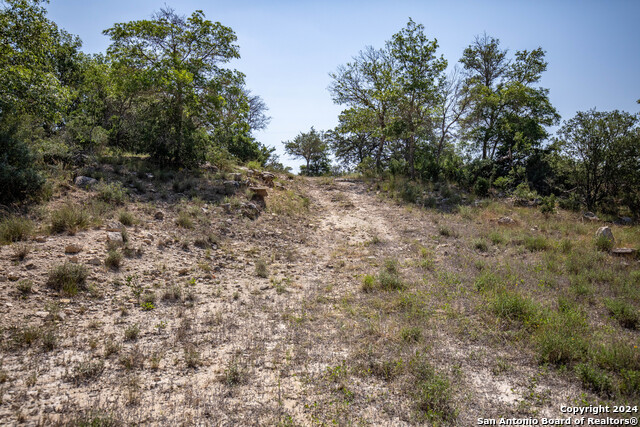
<box><xmin>46</xmin><ymin>0</ymin><xmax>640</xmax><ymax>172</ymax></box>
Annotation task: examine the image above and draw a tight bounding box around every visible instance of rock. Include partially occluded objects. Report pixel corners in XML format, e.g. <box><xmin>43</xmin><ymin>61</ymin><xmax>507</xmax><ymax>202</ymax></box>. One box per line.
<box><xmin>498</xmin><ymin>216</ymin><xmax>515</xmax><ymax>224</ymax></box>
<box><xmin>74</xmin><ymin>176</ymin><xmax>98</xmax><ymax>189</ymax></box>
<box><xmin>241</xmin><ymin>202</ymin><xmax>260</xmax><ymax>220</ymax></box>
<box><xmin>611</xmin><ymin>248</ymin><xmax>637</xmax><ymax>257</ymax></box>
<box><xmin>34</xmin><ymin>236</ymin><xmax>47</xmax><ymax>243</ymax></box>
<box><xmin>230</xmin><ymin>173</ymin><xmax>242</xmax><ymax>182</ymax></box>
<box><xmin>106</xmin><ymin>232</ymin><xmax>124</xmax><ymax>245</ymax></box>
<box><xmin>178</xmin><ymin>268</ymin><xmax>189</xmax><ymax>275</ymax></box>
<box><xmin>261</xmin><ymin>172</ymin><xmax>275</xmax><ymax>187</ymax></box>
<box><xmin>595</xmin><ymin>226</ymin><xmax>615</xmax><ymax>244</ymax></box>
<box><xmin>250</xmin><ymin>187</ymin><xmax>268</xmax><ymax>198</ymax></box>
<box><xmin>221</xmin><ymin>203</ymin><xmax>232</xmax><ymax>213</ymax></box>
<box><xmin>64</xmin><ymin>244</ymin><xmax>82</xmax><ymax>254</ymax></box>
<box><xmin>24</xmin><ymin>262</ymin><xmax>36</xmax><ymax>270</ymax></box>
<box><xmin>35</xmin><ymin>311</ymin><xmax>49</xmax><ymax>318</ymax></box>
<box><xmin>7</xmin><ymin>273</ymin><xmax>19</xmax><ymax>281</ymax></box>
<box><xmin>88</xmin><ymin>258</ymin><xmax>102</xmax><ymax>266</ymax></box>
<box><xmin>154</xmin><ymin>211</ymin><xmax>164</xmax><ymax>220</ymax></box>
<box><xmin>69</xmin><ymin>256</ymin><xmax>79</xmax><ymax>263</ymax></box>
<box><xmin>583</xmin><ymin>211</ymin><xmax>599</xmax><ymax>221</ymax></box>
<box><xmin>105</xmin><ymin>221</ymin><xmax>125</xmax><ymax>232</ymax></box>
<box><xmin>617</xmin><ymin>216</ymin><xmax>633</xmax><ymax>226</ymax></box>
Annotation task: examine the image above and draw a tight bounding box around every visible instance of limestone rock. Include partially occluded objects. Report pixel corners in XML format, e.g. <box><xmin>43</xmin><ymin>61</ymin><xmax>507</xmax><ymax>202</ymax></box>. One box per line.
<box><xmin>64</xmin><ymin>244</ymin><xmax>82</xmax><ymax>254</ymax></box>
<box><xmin>498</xmin><ymin>216</ymin><xmax>515</xmax><ymax>224</ymax></box>
<box><xmin>74</xmin><ymin>176</ymin><xmax>98</xmax><ymax>189</ymax></box>
<box><xmin>583</xmin><ymin>212</ymin><xmax>599</xmax><ymax>221</ymax></box>
<box><xmin>105</xmin><ymin>221</ymin><xmax>125</xmax><ymax>232</ymax></box>
<box><xmin>611</xmin><ymin>248</ymin><xmax>637</xmax><ymax>257</ymax></box>
<box><xmin>106</xmin><ymin>232</ymin><xmax>124</xmax><ymax>245</ymax></box>
<box><xmin>595</xmin><ymin>226</ymin><xmax>615</xmax><ymax>244</ymax></box>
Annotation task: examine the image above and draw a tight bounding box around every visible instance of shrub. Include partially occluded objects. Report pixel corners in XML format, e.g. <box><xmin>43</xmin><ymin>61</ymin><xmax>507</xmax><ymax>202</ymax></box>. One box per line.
<box><xmin>620</xmin><ymin>370</ymin><xmax>640</xmax><ymax>397</ymax></box>
<box><xmin>0</xmin><ymin>128</ymin><xmax>44</xmax><ymax>204</ymax></box>
<box><xmin>473</xmin><ymin>238</ymin><xmax>488</xmax><ymax>252</ymax></box>
<box><xmin>473</xmin><ymin>177</ymin><xmax>490</xmax><ymax>197</ymax></box>
<box><xmin>595</xmin><ymin>234</ymin><xmax>614</xmax><ymax>252</ymax></box>
<box><xmin>378</xmin><ymin>259</ymin><xmax>404</xmax><ymax>291</ymax></box>
<box><xmin>0</xmin><ymin>216</ymin><xmax>34</xmax><ymax>244</ymax></box>
<box><xmin>535</xmin><ymin>310</ymin><xmax>588</xmax><ymax>366</ymax></box>
<box><xmin>361</xmin><ymin>274</ymin><xmax>375</xmax><ymax>293</ymax></box>
<box><xmin>96</xmin><ymin>181</ymin><xmax>127</xmax><ymax>204</ymax></box>
<box><xmin>118</xmin><ymin>211</ymin><xmax>135</xmax><ymax>226</ymax></box>
<box><xmin>576</xmin><ymin>363</ymin><xmax>614</xmax><ymax>397</ymax></box>
<box><xmin>411</xmin><ymin>357</ymin><xmax>456</xmax><ymax>423</ymax></box>
<box><xmin>50</xmin><ymin>204</ymin><xmax>89</xmax><ymax>233</ymax></box>
<box><xmin>46</xmin><ymin>263</ymin><xmax>88</xmax><ymax>295</ymax></box>
<box><xmin>175</xmin><ymin>211</ymin><xmax>194</xmax><ymax>229</ymax></box>
<box><xmin>491</xmin><ymin>290</ymin><xmax>540</xmax><ymax>327</ymax></box>
<box><xmin>540</xmin><ymin>194</ymin><xmax>556</xmax><ymax>215</ymax></box>
<box><xmin>524</xmin><ymin>235</ymin><xmax>549</xmax><ymax>252</ymax></box>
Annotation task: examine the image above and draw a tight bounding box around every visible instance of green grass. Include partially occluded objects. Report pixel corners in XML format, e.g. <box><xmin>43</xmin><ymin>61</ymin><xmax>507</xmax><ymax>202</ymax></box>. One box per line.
<box><xmin>604</xmin><ymin>298</ymin><xmax>639</xmax><ymax>329</ymax></box>
<box><xmin>96</xmin><ymin>181</ymin><xmax>127</xmax><ymax>204</ymax></box>
<box><xmin>523</xmin><ymin>235</ymin><xmax>550</xmax><ymax>252</ymax></box>
<box><xmin>255</xmin><ymin>258</ymin><xmax>268</xmax><ymax>278</ymax></box>
<box><xmin>175</xmin><ymin>211</ymin><xmax>194</xmax><ymax>229</ymax></box>
<box><xmin>0</xmin><ymin>216</ymin><xmax>34</xmax><ymax>244</ymax></box>
<box><xmin>105</xmin><ymin>250</ymin><xmax>122</xmax><ymax>270</ymax></box>
<box><xmin>576</xmin><ymin>363</ymin><xmax>614</xmax><ymax>397</ymax></box>
<box><xmin>411</xmin><ymin>355</ymin><xmax>456</xmax><ymax>423</ymax></box>
<box><xmin>46</xmin><ymin>262</ymin><xmax>88</xmax><ymax>295</ymax></box>
<box><xmin>491</xmin><ymin>290</ymin><xmax>542</xmax><ymax>327</ymax></box>
<box><xmin>118</xmin><ymin>210</ymin><xmax>136</xmax><ymax>226</ymax></box>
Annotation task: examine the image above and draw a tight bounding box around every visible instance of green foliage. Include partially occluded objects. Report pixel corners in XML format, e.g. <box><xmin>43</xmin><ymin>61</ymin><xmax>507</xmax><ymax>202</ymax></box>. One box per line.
<box><xmin>96</xmin><ymin>181</ymin><xmax>127</xmax><ymax>204</ymax></box>
<box><xmin>0</xmin><ymin>215</ymin><xmax>34</xmax><ymax>244</ymax></box>
<box><xmin>524</xmin><ymin>235</ymin><xmax>549</xmax><ymax>252</ymax></box>
<box><xmin>491</xmin><ymin>290</ymin><xmax>541</xmax><ymax>327</ymax></box>
<box><xmin>539</xmin><ymin>194</ymin><xmax>556</xmax><ymax>215</ymax></box>
<box><xmin>411</xmin><ymin>355</ymin><xmax>456</xmax><ymax>423</ymax></box>
<box><xmin>105</xmin><ymin>250</ymin><xmax>122</xmax><ymax>269</ymax></box>
<box><xmin>594</xmin><ymin>234</ymin><xmax>614</xmax><ymax>252</ymax></box>
<box><xmin>604</xmin><ymin>298</ymin><xmax>639</xmax><ymax>329</ymax></box>
<box><xmin>0</xmin><ymin>128</ymin><xmax>44</xmax><ymax>204</ymax></box>
<box><xmin>46</xmin><ymin>262</ymin><xmax>88</xmax><ymax>295</ymax></box>
<box><xmin>473</xmin><ymin>177</ymin><xmax>490</xmax><ymax>196</ymax></box>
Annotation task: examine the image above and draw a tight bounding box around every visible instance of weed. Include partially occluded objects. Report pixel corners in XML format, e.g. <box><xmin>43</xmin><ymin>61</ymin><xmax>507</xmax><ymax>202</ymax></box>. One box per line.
<box><xmin>105</xmin><ymin>250</ymin><xmax>122</xmax><ymax>269</ymax></box>
<box><xmin>474</xmin><ymin>271</ymin><xmax>500</xmax><ymax>292</ymax></box>
<box><xmin>0</xmin><ymin>216</ymin><xmax>33</xmax><ymax>244</ymax></box>
<box><xmin>119</xmin><ymin>346</ymin><xmax>144</xmax><ymax>370</ymax></box>
<box><xmin>12</xmin><ymin>244</ymin><xmax>31</xmax><ymax>261</ymax></box>
<box><xmin>473</xmin><ymin>238</ymin><xmax>488</xmax><ymax>252</ymax></box>
<box><xmin>16</xmin><ymin>279</ymin><xmax>33</xmax><ymax>296</ymax></box>
<box><xmin>184</xmin><ymin>345</ymin><xmax>201</xmax><ymax>368</ymax></box>
<box><xmin>575</xmin><ymin>363</ymin><xmax>613</xmax><ymax>397</ymax></box>
<box><xmin>438</xmin><ymin>226</ymin><xmax>453</xmax><ymax>237</ymax></box>
<box><xmin>491</xmin><ymin>290</ymin><xmax>541</xmax><ymax>327</ymax></box>
<box><xmin>400</xmin><ymin>326</ymin><xmax>422</xmax><ymax>343</ymax></box>
<box><xmin>118</xmin><ymin>211</ymin><xmax>136</xmax><ymax>226</ymax></box>
<box><xmin>255</xmin><ymin>258</ymin><xmax>269</xmax><ymax>278</ymax></box>
<box><xmin>46</xmin><ymin>262</ymin><xmax>88</xmax><ymax>295</ymax></box>
<box><xmin>361</xmin><ymin>274</ymin><xmax>375</xmax><ymax>293</ymax></box>
<box><xmin>42</xmin><ymin>328</ymin><xmax>57</xmax><ymax>351</ymax></box>
<box><xmin>223</xmin><ymin>357</ymin><xmax>246</xmax><ymax>386</ymax></box>
<box><xmin>50</xmin><ymin>204</ymin><xmax>89</xmax><ymax>234</ymax></box>
<box><xmin>595</xmin><ymin>234</ymin><xmax>614</xmax><ymax>252</ymax></box>
<box><xmin>124</xmin><ymin>324</ymin><xmax>140</xmax><ymax>341</ymax></box>
<box><xmin>176</xmin><ymin>211</ymin><xmax>194</xmax><ymax>229</ymax></box>
<box><xmin>411</xmin><ymin>356</ymin><xmax>456</xmax><ymax>423</ymax></box>
<box><xmin>140</xmin><ymin>302</ymin><xmax>155</xmax><ymax>311</ymax></box>
<box><xmin>489</xmin><ymin>231</ymin><xmax>505</xmax><ymax>245</ymax></box>
<box><xmin>162</xmin><ymin>284</ymin><xmax>182</xmax><ymax>302</ymax></box>
<box><xmin>70</xmin><ymin>359</ymin><xmax>104</xmax><ymax>384</ymax></box>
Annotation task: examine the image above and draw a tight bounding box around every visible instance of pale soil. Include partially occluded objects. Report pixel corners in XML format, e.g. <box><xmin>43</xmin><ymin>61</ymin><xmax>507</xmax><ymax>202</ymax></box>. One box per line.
<box><xmin>0</xmin><ymin>177</ymin><xmax>597</xmax><ymax>425</ymax></box>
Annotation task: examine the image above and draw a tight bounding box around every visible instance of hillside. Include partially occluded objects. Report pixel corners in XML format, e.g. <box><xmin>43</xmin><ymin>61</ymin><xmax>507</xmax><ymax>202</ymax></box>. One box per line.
<box><xmin>1</xmin><ymin>167</ymin><xmax>639</xmax><ymax>425</ymax></box>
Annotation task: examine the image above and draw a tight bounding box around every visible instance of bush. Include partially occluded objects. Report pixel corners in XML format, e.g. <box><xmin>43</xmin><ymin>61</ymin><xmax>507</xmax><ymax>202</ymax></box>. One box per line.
<box><xmin>105</xmin><ymin>250</ymin><xmax>122</xmax><ymax>270</ymax></box>
<box><xmin>595</xmin><ymin>234</ymin><xmax>614</xmax><ymax>252</ymax></box>
<box><xmin>411</xmin><ymin>357</ymin><xmax>456</xmax><ymax>423</ymax></box>
<box><xmin>540</xmin><ymin>194</ymin><xmax>556</xmax><ymax>215</ymax></box>
<box><xmin>0</xmin><ymin>216</ymin><xmax>34</xmax><ymax>244</ymax></box>
<box><xmin>576</xmin><ymin>363</ymin><xmax>614</xmax><ymax>397</ymax></box>
<box><xmin>96</xmin><ymin>181</ymin><xmax>127</xmax><ymax>204</ymax></box>
<box><xmin>524</xmin><ymin>235</ymin><xmax>549</xmax><ymax>252</ymax></box>
<box><xmin>0</xmin><ymin>128</ymin><xmax>44</xmax><ymax>204</ymax></box>
<box><xmin>50</xmin><ymin>204</ymin><xmax>89</xmax><ymax>233</ymax></box>
<box><xmin>604</xmin><ymin>298</ymin><xmax>639</xmax><ymax>329</ymax></box>
<box><xmin>47</xmin><ymin>262</ymin><xmax>88</xmax><ymax>295</ymax></box>
<box><xmin>255</xmin><ymin>259</ymin><xmax>268</xmax><ymax>278</ymax></box>
<box><xmin>473</xmin><ymin>177</ymin><xmax>490</xmax><ymax>197</ymax></box>
<box><xmin>491</xmin><ymin>290</ymin><xmax>541</xmax><ymax>327</ymax></box>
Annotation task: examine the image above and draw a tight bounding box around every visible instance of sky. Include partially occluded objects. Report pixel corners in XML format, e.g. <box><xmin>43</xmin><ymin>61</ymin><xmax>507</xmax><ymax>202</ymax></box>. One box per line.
<box><xmin>45</xmin><ymin>0</ymin><xmax>640</xmax><ymax>172</ymax></box>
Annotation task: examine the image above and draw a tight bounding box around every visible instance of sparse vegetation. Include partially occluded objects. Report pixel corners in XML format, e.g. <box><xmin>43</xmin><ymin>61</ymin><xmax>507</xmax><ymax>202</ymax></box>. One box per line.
<box><xmin>46</xmin><ymin>262</ymin><xmax>88</xmax><ymax>295</ymax></box>
<box><xmin>0</xmin><ymin>216</ymin><xmax>33</xmax><ymax>244</ymax></box>
<box><xmin>50</xmin><ymin>204</ymin><xmax>89</xmax><ymax>234</ymax></box>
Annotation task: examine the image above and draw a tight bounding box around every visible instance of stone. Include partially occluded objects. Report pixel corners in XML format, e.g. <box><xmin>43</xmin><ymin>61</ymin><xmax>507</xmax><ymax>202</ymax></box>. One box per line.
<box><xmin>595</xmin><ymin>226</ymin><xmax>615</xmax><ymax>244</ymax></box>
<box><xmin>250</xmin><ymin>187</ymin><xmax>268</xmax><ymax>198</ymax></box>
<box><xmin>154</xmin><ymin>211</ymin><xmax>164</xmax><ymax>220</ymax></box>
<box><xmin>88</xmin><ymin>258</ymin><xmax>102</xmax><ymax>266</ymax></box>
<box><xmin>105</xmin><ymin>221</ymin><xmax>125</xmax><ymax>232</ymax></box>
<box><xmin>74</xmin><ymin>176</ymin><xmax>98</xmax><ymax>188</ymax></box>
<box><xmin>64</xmin><ymin>244</ymin><xmax>82</xmax><ymax>254</ymax></box>
<box><xmin>583</xmin><ymin>211</ymin><xmax>599</xmax><ymax>221</ymax></box>
<box><xmin>106</xmin><ymin>232</ymin><xmax>124</xmax><ymax>245</ymax></box>
<box><xmin>611</xmin><ymin>248</ymin><xmax>637</xmax><ymax>257</ymax></box>
<box><xmin>34</xmin><ymin>236</ymin><xmax>47</xmax><ymax>243</ymax></box>
<box><xmin>241</xmin><ymin>202</ymin><xmax>260</xmax><ymax>220</ymax></box>
<box><xmin>230</xmin><ymin>173</ymin><xmax>242</xmax><ymax>182</ymax></box>
<box><xmin>617</xmin><ymin>216</ymin><xmax>633</xmax><ymax>226</ymax></box>
<box><xmin>498</xmin><ymin>216</ymin><xmax>515</xmax><ymax>224</ymax></box>
<box><xmin>8</xmin><ymin>272</ymin><xmax>19</xmax><ymax>281</ymax></box>
<box><xmin>69</xmin><ymin>256</ymin><xmax>79</xmax><ymax>263</ymax></box>
<box><xmin>223</xmin><ymin>180</ymin><xmax>239</xmax><ymax>195</ymax></box>
<box><xmin>261</xmin><ymin>172</ymin><xmax>275</xmax><ymax>187</ymax></box>
<box><xmin>221</xmin><ymin>203</ymin><xmax>232</xmax><ymax>213</ymax></box>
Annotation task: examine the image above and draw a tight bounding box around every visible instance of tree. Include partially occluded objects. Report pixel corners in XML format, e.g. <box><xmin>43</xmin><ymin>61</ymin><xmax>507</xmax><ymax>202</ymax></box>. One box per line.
<box><xmin>459</xmin><ymin>34</ymin><xmax>559</xmax><ymax>169</ymax></box>
<box><xmin>558</xmin><ymin>109</ymin><xmax>639</xmax><ymax>211</ymax></box>
<box><xmin>104</xmin><ymin>7</ymin><xmax>242</xmax><ymax>166</ymax></box>
<box><xmin>284</xmin><ymin>127</ymin><xmax>331</xmax><ymax>176</ymax></box>
<box><xmin>326</xmin><ymin>107</ymin><xmax>378</xmax><ymax>170</ymax></box>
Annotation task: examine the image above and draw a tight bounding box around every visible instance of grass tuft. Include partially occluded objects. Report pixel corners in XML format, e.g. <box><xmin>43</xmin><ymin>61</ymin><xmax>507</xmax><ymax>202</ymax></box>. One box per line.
<box><xmin>46</xmin><ymin>262</ymin><xmax>88</xmax><ymax>295</ymax></box>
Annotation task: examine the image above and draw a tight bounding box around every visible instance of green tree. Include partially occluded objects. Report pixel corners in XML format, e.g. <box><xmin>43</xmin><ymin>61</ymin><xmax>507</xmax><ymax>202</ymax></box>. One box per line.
<box><xmin>459</xmin><ymin>34</ymin><xmax>559</xmax><ymax>168</ymax></box>
<box><xmin>284</xmin><ymin>127</ymin><xmax>331</xmax><ymax>176</ymax></box>
<box><xmin>103</xmin><ymin>7</ymin><xmax>242</xmax><ymax>166</ymax></box>
<box><xmin>558</xmin><ymin>109</ymin><xmax>639</xmax><ymax>211</ymax></box>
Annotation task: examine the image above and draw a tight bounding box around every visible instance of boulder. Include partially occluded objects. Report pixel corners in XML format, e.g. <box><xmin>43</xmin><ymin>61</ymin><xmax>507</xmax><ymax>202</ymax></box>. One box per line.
<box><xmin>595</xmin><ymin>226</ymin><xmax>615</xmax><ymax>244</ymax></box>
<box><xmin>498</xmin><ymin>216</ymin><xmax>515</xmax><ymax>224</ymax></box>
<box><xmin>223</xmin><ymin>180</ymin><xmax>239</xmax><ymax>195</ymax></box>
<box><xmin>229</xmin><ymin>173</ymin><xmax>242</xmax><ymax>182</ymax></box>
<box><xmin>583</xmin><ymin>212</ymin><xmax>599</xmax><ymax>221</ymax></box>
<box><xmin>74</xmin><ymin>176</ymin><xmax>98</xmax><ymax>189</ymax></box>
<box><xmin>106</xmin><ymin>232</ymin><xmax>124</xmax><ymax>245</ymax></box>
<box><xmin>241</xmin><ymin>202</ymin><xmax>260</xmax><ymax>219</ymax></box>
<box><xmin>261</xmin><ymin>172</ymin><xmax>275</xmax><ymax>187</ymax></box>
<box><xmin>611</xmin><ymin>248</ymin><xmax>637</xmax><ymax>257</ymax></box>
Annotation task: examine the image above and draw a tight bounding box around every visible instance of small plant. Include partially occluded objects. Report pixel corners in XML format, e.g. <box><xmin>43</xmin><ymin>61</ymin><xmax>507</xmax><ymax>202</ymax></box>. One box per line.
<box><xmin>16</xmin><ymin>279</ymin><xmax>33</xmax><ymax>297</ymax></box>
<box><xmin>412</xmin><ymin>357</ymin><xmax>457</xmax><ymax>423</ymax></box>
<box><xmin>124</xmin><ymin>324</ymin><xmax>140</xmax><ymax>341</ymax></box>
<box><xmin>595</xmin><ymin>234</ymin><xmax>614</xmax><ymax>252</ymax></box>
<box><xmin>12</xmin><ymin>244</ymin><xmax>31</xmax><ymax>261</ymax></box>
<box><xmin>69</xmin><ymin>359</ymin><xmax>104</xmax><ymax>384</ymax></box>
<box><xmin>400</xmin><ymin>326</ymin><xmax>422</xmax><ymax>343</ymax></box>
<box><xmin>50</xmin><ymin>204</ymin><xmax>89</xmax><ymax>234</ymax></box>
<box><xmin>118</xmin><ymin>211</ymin><xmax>136</xmax><ymax>226</ymax></box>
<box><xmin>576</xmin><ymin>363</ymin><xmax>614</xmax><ymax>397</ymax></box>
<box><xmin>140</xmin><ymin>302</ymin><xmax>155</xmax><ymax>311</ymax></box>
<box><xmin>473</xmin><ymin>238</ymin><xmax>488</xmax><ymax>252</ymax></box>
<box><xmin>524</xmin><ymin>235</ymin><xmax>549</xmax><ymax>252</ymax></box>
<box><xmin>105</xmin><ymin>250</ymin><xmax>122</xmax><ymax>269</ymax></box>
<box><xmin>489</xmin><ymin>231</ymin><xmax>504</xmax><ymax>245</ymax></box>
<box><xmin>255</xmin><ymin>258</ymin><xmax>269</xmax><ymax>278</ymax></box>
<box><xmin>41</xmin><ymin>328</ymin><xmax>57</xmax><ymax>351</ymax></box>
<box><xmin>361</xmin><ymin>274</ymin><xmax>375</xmax><ymax>293</ymax></box>
<box><xmin>377</xmin><ymin>258</ymin><xmax>405</xmax><ymax>291</ymax></box>
<box><xmin>96</xmin><ymin>181</ymin><xmax>127</xmax><ymax>204</ymax></box>
<box><xmin>223</xmin><ymin>357</ymin><xmax>246</xmax><ymax>386</ymax></box>
<box><xmin>125</xmin><ymin>275</ymin><xmax>143</xmax><ymax>303</ymax></box>
<box><xmin>184</xmin><ymin>345</ymin><xmax>201</xmax><ymax>368</ymax></box>
<box><xmin>175</xmin><ymin>211</ymin><xmax>194</xmax><ymax>229</ymax></box>
<box><xmin>0</xmin><ymin>216</ymin><xmax>34</xmax><ymax>244</ymax></box>
<box><xmin>46</xmin><ymin>262</ymin><xmax>88</xmax><ymax>295</ymax></box>
<box><xmin>162</xmin><ymin>284</ymin><xmax>182</xmax><ymax>302</ymax></box>
<box><xmin>438</xmin><ymin>226</ymin><xmax>452</xmax><ymax>237</ymax></box>
<box><xmin>540</xmin><ymin>194</ymin><xmax>556</xmax><ymax>215</ymax></box>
